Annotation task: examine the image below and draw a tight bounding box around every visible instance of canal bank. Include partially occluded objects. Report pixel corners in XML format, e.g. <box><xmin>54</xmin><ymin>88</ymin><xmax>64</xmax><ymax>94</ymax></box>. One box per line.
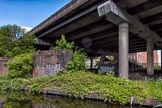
<box><xmin>0</xmin><ymin>91</ymin><xmax>148</xmax><ymax>108</ymax></box>
<box><xmin>42</xmin><ymin>88</ymin><xmax>162</xmax><ymax>107</ymax></box>
<box><xmin>0</xmin><ymin>71</ymin><xmax>162</xmax><ymax>107</ymax></box>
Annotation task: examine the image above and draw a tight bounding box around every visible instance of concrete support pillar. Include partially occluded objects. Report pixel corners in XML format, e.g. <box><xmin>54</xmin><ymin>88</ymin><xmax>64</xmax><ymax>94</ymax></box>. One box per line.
<box><xmin>119</xmin><ymin>23</ymin><xmax>129</xmax><ymax>79</ymax></box>
<box><xmin>161</xmin><ymin>50</ymin><xmax>162</xmax><ymax>71</ymax></box>
<box><xmin>90</xmin><ymin>57</ymin><xmax>93</xmax><ymax>69</ymax></box>
<box><xmin>147</xmin><ymin>38</ymin><xmax>154</xmax><ymax>75</ymax></box>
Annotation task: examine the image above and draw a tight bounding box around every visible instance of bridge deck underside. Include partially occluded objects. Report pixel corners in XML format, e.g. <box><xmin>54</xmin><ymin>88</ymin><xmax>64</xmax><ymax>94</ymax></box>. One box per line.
<box><xmin>38</xmin><ymin>11</ymin><xmax>158</xmax><ymax>56</ymax></box>
<box><xmin>33</xmin><ymin>0</ymin><xmax>162</xmax><ymax>56</ymax></box>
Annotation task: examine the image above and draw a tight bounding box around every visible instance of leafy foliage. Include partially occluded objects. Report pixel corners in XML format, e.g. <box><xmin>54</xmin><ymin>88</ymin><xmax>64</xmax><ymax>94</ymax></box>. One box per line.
<box><xmin>11</xmin><ymin>33</ymin><xmax>35</xmax><ymax>57</ymax></box>
<box><xmin>7</xmin><ymin>52</ymin><xmax>34</xmax><ymax>78</ymax></box>
<box><xmin>54</xmin><ymin>34</ymin><xmax>74</xmax><ymax>50</ymax></box>
<box><xmin>0</xmin><ymin>24</ymin><xmax>24</xmax><ymax>41</ymax></box>
<box><xmin>54</xmin><ymin>34</ymin><xmax>87</xmax><ymax>72</ymax></box>
<box><xmin>68</xmin><ymin>50</ymin><xmax>87</xmax><ymax>72</ymax></box>
<box><xmin>0</xmin><ymin>24</ymin><xmax>24</xmax><ymax>57</ymax></box>
<box><xmin>29</xmin><ymin>83</ymin><xmax>43</xmax><ymax>94</ymax></box>
<box><xmin>0</xmin><ymin>24</ymin><xmax>35</xmax><ymax>57</ymax></box>
<box><xmin>0</xmin><ymin>72</ymin><xmax>162</xmax><ymax>105</ymax></box>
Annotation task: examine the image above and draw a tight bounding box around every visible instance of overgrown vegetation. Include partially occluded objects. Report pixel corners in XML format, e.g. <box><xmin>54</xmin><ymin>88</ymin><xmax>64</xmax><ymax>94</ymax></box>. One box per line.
<box><xmin>0</xmin><ymin>91</ymin><xmax>117</xmax><ymax>108</ymax></box>
<box><xmin>0</xmin><ymin>24</ymin><xmax>21</xmax><ymax>57</ymax></box>
<box><xmin>54</xmin><ymin>34</ymin><xmax>74</xmax><ymax>50</ymax></box>
<box><xmin>10</xmin><ymin>33</ymin><xmax>35</xmax><ymax>57</ymax></box>
<box><xmin>7</xmin><ymin>52</ymin><xmax>34</xmax><ymax>79</ymax></box>
<box><xmin>0</xmin><ymin>72</ymin><xmax>162</xmax><ymax>105</ymax></box>
<box><xmin>54</xmin><ymin>34</ymin><xmax>87</xmax><ymax>72</ymax></box>
<box><xmin>0</xmin><ymin>24</ymin><xmax>35</xmax><ymax>57</ymax></box>
<box><xmin>0</xmin><ymin>24</ymin><xmax>35</xmax><ymax>79</ymax></box>
<box><xmin>68</xmin><ymin>50</ymin><xmax>87</xmax><ymax>72</ymax></box>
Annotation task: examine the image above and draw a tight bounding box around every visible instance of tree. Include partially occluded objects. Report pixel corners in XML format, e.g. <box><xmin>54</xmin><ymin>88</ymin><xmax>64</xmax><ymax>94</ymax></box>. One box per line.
<box><xmin>0</xmin><ymin>24</ymin><xmax>24</xmax><ymax>40</ymax></box>
<box><xmin>11</xmin><ymin>33</ymin><xmax>35</xmax><ymax>57</ymax></box>
<box><xmin>0</xmin><ymin>24</ymin><xmax>35</xmax><ymax>57</ymax></box>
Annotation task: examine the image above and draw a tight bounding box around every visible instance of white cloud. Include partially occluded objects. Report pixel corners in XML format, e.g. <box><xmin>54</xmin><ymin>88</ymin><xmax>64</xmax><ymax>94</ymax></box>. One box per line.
<box><xmin>21</xmin><ymin>26</ymin><xmax>32</xmax><ymax>33</ymax></box>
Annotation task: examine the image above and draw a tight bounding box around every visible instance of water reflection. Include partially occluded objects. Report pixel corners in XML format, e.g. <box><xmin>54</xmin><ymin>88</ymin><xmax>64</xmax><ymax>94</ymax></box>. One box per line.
<box><xmin>0</xmin><ymin>92</ymin><xmax>147</xmax><ymax>108</ymax></box>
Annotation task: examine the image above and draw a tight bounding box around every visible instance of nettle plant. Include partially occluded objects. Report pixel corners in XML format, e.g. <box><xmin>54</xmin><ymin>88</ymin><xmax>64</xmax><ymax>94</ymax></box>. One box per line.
<box><xmin>54</xmin><ymin>35</ymin><xmax>87</xmax><ymax>72</ymax></box>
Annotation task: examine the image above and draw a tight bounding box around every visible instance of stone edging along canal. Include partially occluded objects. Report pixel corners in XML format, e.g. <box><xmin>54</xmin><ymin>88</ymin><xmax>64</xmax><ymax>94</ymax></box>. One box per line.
<box><xmin>42</xmin><ymin>88</ymin><xmax>162</xmax><ymax>107</ymax></box>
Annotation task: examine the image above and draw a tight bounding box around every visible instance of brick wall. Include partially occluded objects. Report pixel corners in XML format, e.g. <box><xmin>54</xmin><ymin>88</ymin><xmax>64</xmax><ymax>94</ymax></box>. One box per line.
<box><xmin>33</xmin><ymin>50</ymin><xmax>72</xmax><ymax>77</ymax></box>
<box><xmin>129</xmin><ymin>51</ymin><xmax>159</xmax><ymax>64</ymax></box>
<box><xmin>154</xmin><ymin>51</ymin><xmax>158</xmax><ymax>64</ymax></box>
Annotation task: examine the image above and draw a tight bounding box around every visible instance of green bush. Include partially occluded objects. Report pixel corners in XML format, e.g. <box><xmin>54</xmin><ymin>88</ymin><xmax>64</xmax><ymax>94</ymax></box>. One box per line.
<box><xmin>54</xmin><ymin>34</ymin><xmax>87</xmax><ymax>72</ymax></box>
<box><xmin>68</xmin><ymin>50</ymin><xmax>87</xmax><ymax>72</ymax></box>
<box><xmin>29</xmin><ymin>83</ymin><xmax>43</xmax><ymax>94</ymax></box>
<box><xmin>7</xmin><ymin>52</ymin><xmax>33</xmax><ymax>79</ymax></box>
<box><xmin>54</xmin><ymin>34</ymin><xmax>74</xmax><ymax>50</ymax></box>
<box><xmin>0</xmin><ymin>71</ymin><xmax>162</xmax><ymax>105</ymax></box>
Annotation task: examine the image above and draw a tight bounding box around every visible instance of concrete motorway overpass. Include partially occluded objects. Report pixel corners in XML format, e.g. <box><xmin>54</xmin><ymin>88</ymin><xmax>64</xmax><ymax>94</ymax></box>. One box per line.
<box><xmin>30</xmin><ymin>0</ymin><xmax>162</xmax><ymax>78</ymax></box>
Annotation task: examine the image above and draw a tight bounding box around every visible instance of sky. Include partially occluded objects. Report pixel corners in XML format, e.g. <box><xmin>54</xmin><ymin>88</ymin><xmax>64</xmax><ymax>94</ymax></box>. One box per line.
<box><xmin>0</xmin><ymin>0</ymin><xmax>70</xmax><ymax>29</ymax></box>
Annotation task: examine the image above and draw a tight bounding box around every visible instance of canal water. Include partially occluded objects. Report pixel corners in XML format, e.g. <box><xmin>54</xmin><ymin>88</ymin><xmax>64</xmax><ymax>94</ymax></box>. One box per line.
<box><xmin>0</xmin><ymin>92</ymin><xmax>148</xmax><ymax>108</ymax></box>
